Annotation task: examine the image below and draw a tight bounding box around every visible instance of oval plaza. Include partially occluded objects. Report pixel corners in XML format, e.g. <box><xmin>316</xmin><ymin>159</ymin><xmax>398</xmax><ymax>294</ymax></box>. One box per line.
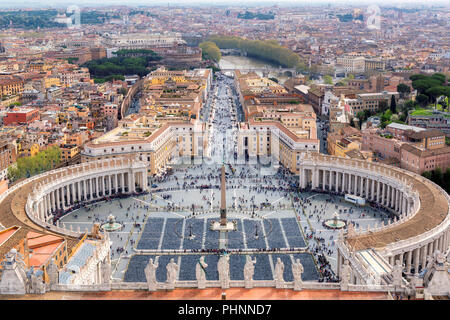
<box><xmin>0</xmin><ymin>72</ymin><xmax>449</xmax><ymax>298</ymax></box>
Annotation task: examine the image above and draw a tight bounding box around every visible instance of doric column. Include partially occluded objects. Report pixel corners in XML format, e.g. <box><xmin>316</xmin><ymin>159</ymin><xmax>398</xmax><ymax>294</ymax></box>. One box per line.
<box><xmin>89</xmin><ymin>178</ymin><xmax>93</xmax><ymax>199</ymax></box>
<box><xmin>414</xmin><ymin>247</ymin><xmax>420</xmax><ymax>275</ymax></box>
<box><xmin>46</xmin><ymin>194</ymin><xmax>51</xmax><ymax>217</ymax></box>
<box><xmin>62</xmin><ymin>185</ymin><xmax>67</xmax><ymax>209</ymax></box>
<box><xmin>394</xmin><ymin>189</ymin><xmax>399</xmax><ymax>212</ymax></box>
<box><xmin>300</xmin><ymin>169</ymin><xmax>305</xmax><ymax>189</ymax></box>
<box><xmin>360</xmin><ymin>176</ymin><xmax>364</xmax><ymax>197</ymax></box>
<box><xmin>389</xmin><ymin>185</ymin><xmax>393</xmax><ymax>208</ymax></box>
<box><xmin>445</xmin><ymin>230</ymin><xmax>449</xmax><ymax>251</ymax></box>
<box><xmin>382</xmin><ymin>183</ymin><xmax>386</xmax><ymax>206</ymax></box>
<box><xmin>38</xmin><ymin>200</ymin><xmax>43</xmax><ymax>221</ymax></box>
<box><xmin>334</xmin><ymin>171</ymin><xmax>339</xmax><ymax>192</ymax></box>
<box><xmin>376</xmin><ymin>181</ymin><xmax>380</xmax><ymax>203</ymax></box>
<box><xmin>50</xmin><ymin>191</ymin><xmax>55</xmax><ymax>212</ymax></box>
<box><xmin>102</xmin><ymin>176</ymin><xmax>106</xmax><ymax>195</ymax></box>
<box><xmin>93</xmin><ymin>177</ymin><xmax>97</xmax><ymax>197</ymax></box>
<box><xmin>42</xmin><ymin>196</ymin><xmax>48</xmax><ymax>218</ymax></box>
<box><xmin>142</xmin><ymin>170</ymin><xmax>148</xmax><ymax>191</ymax></box>
<box><xmin>56</xmin><ymin>188</ymin><xmax>60</xmax><ymax>210</ymax></box>
<box><xmin>83</xmin><ymin>180</ymin><xmax>87</xmax><ymax>200</ymax></box>
<box><xmin>77</xmin><ymin>181</ymin><xmax>81</xmax><ymax>202</ymax></box>
<box><xmin>393</xmin><ymin>187</ymin><xmax>396</xmax><ymax>210</ymax></box>
<box><xmin>322</xmin><ymin>170</ymin><xmax>326</xmax><ymax>190</ymax></box>
<box><xmin>71</xmin><ymin>183</ymin><xmax>75</xmax><ymax>204</ymax></box>
<box><xmin>395</xmin><ymin>189</ymin><xmax>398</xmax><ymax>210</ymax></box>
<box><xmin>421</xmin><ymin>245</ymin><xmax>427</xmax><ymax>273</ymax></box>
<box><xmin>406</xmin><ymin>250</ymin><xmax>412</xmax><ymax>274</ymax></box>
<box><xmin>128</xmin><ymin>171</ymin><xmax>135</xmax><ymax>193</ymax></box>
<box><xmin>386</xmin><ymin>185</ymin><xmax>390</xmax><ymax>208</ymax></box>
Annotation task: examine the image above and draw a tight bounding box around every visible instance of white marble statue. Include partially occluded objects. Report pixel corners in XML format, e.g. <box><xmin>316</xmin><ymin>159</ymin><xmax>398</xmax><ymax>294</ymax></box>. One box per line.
<box><xmin>47</xmin><ymin>258</ymin><xmax>59</xmax><ymax>286</ymax></box>
<box><xmin>196</xmin><ymin>256</ymin><xmax>208</xmax><ymax>289</ymax></box>
<box><xmin>424</xmin><ymin>250</ymin><xmax>450</xmax><ymax>296</ymax></box>
<box><xmin>292</xmin><ymin>258</ymin><xmax>304</xmax><ymax>291</ymax></box>
<box><xmin>392</xmin><ymin>259</ymin><xmax>404</xmax><ymax>287</ymax></box>
<box><xmin>340</xmin><ymin>259</ymin><xmax>351</xmax><ymax>290</ymax></box>
<box><xmin>274</xmin><ymin>257</ymin><xmax>285</xmax><ymax>288</ymax></box>
<box><xmin>145</xmin><ymin>258</ymin><xmax>159</xmax><ymax>291</ymax></box>
<box><xmin>27</xmin><ymin>267</ymin><xmax>46</xmax><ymax>294</ymax></box>
<box><xmin>244</xmin><ymin>255</ymin><xmax>256</xmax><ymax>288</ymax></box>
<box><xmin>218</xmin><ymin>255</ymin><xmax>230</xmax><ymax>289</ymax></box>
<box><xmin>166</xmin><ymin>258</ymin><xmax>178</xmax><ymax>290</ymax></box>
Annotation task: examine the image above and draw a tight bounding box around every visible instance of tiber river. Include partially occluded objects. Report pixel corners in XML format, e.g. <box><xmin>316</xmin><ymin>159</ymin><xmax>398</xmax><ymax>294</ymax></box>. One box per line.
<box><xmin>218</xmin><ymin>55</ymin><xmax>289</xmax><ymax>84</ymax></box>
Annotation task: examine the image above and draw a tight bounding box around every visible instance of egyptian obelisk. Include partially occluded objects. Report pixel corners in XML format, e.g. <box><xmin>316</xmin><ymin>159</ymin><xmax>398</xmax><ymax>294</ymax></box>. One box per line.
<box><xmin>220</xmin><ymin>165</ymin><xmax>227</xmax><ymax>226</ymax></box>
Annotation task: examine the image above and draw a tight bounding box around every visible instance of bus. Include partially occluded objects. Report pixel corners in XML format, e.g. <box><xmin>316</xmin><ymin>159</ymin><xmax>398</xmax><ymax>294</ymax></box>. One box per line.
<box><xmin>345</xmin><ymin>194</ymin><xmax>366</xmax><ymax>206</ymax></box>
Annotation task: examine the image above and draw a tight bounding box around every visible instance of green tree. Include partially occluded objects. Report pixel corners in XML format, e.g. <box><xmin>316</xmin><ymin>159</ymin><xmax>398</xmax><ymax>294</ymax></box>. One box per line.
<box><xmin>444</xmin><ymin>167</ymin><xmax>450</xmax><ymax>193</ymax></box>
<box><xmin>422</xmin><ymin>171</ymin><xmax>432</xmax><ymax>180</ymax></box>
<box><xmin>426</xmin><ymin>86</ymin><xmax>450</xmax><ymax>104</ymax></box>
<box><xmin>199</xmin><ymin>41</ymin><xmax>222</xmax><ymax>62</ymax></box>
<box><xmin>324</xmin><ymin>75</ymin><xmax>333</xmax><ymax>85</ymax></box>
<box><xmin>7</xmin><ymin>146</ymin><xmax>61</xmax><ymax>182</ymax></box>
<box><xmin>416</xmin><ymin>94</ymin><xmax>428</xmax><ymax>107</ymax></box>
<box><xmin>390</xmin><ymin>95</ymin><xmax>397</xmax><ymax>114</ymax></box>
<box><xmin>431</xmin><ymin>167</ymin><xmax>443</xmax><ymax>186</ymax></box>
<box><xmin>207</xmin><ymin>35</ymin><xmax>305</xmax><ymax>68</ymax></box>
<box><xmin>378</xmin><ymin>100</ymin><xmax>388</xmax><ymax>113</ymax></box>
<box><xmin>412</xmin><ymin>78</ymin><xmax>443</xmax><ymax>94</ymax></box>
<box><xmin>356</xmin><ymin>111</ymin><xmax>365</xmax><ymax>128</ymax></box>
<box><xmin>397</xmin><ymin>83</ymin><xmax>411</xmax><ymax>98</ymax></box>
<box><xmin>410</xmin><ymin>74</ymin><xmax>429</xmax><ymax>82</ymax></box>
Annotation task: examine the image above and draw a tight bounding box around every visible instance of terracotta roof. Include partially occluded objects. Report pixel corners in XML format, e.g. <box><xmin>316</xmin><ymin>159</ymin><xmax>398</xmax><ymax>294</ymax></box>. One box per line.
<box><xmin>405</xmin><ymin>129</ymin><xmax>445</xmax><ymax>139</ymax></box>
<box><xmin>401</xmin><ymin>144</ymin><xmax>450</xmax><ymax>157</ymax></box>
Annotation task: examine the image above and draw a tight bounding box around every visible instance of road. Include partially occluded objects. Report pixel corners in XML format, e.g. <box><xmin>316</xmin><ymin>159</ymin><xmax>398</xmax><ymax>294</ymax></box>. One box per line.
<box><xmin>205</xmin><ymin>72</ymin><xmax>241</xmax><ymax>162</ymax></box>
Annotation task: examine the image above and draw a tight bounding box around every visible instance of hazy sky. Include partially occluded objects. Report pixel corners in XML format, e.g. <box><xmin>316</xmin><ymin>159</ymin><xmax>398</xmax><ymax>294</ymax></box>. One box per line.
<box><xmin>0</xmin><ymin>0</ymin><xmax>448</xmax><ymax>8</ymax></box>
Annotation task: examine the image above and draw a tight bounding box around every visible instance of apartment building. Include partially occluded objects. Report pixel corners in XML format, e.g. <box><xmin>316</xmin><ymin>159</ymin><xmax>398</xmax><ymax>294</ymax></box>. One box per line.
<box><xmin>81</xmin><ymin>115</ymin><xmax>207</xmax><ymax>175</ymax></box>
<box><xmin>407</xmin><ymin>110</ymin><xmax>450</xmax><ymax>135</ymax></box>
<box><xmin>0</xmin><ymin>76</ymin><xmax>24</xmax><ymax>96</ymax></box>
<box><xmin>237</xmin><ymin>119</ymin><xmax>320</xmax><ymax>175</ymax></box>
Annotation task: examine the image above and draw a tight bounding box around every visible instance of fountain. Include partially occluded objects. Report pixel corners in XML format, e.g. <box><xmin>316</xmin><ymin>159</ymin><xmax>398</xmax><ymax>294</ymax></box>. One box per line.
<box><xmin>101</xmin><ymin>214</ymin><xmax>123</xmax><ymax>232</ymax></box>
<box><xmin>324</xmin><ymin>211</ymin><xmax>346</xmax><ymax>230</ymax></box>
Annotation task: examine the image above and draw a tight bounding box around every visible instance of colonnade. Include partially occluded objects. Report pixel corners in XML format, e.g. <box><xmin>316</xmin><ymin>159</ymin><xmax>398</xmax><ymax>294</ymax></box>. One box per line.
<box><xmin>387</xmin><ymin>229</ymin><xmax>450</xmax><ymax>275</ymax></box>
<box><xmin>300</xmin><ymin>167</ymin><xmax>413</xmax><ymax>216</ymax></box>
<box><xmin>29</xmin><ymin>158</ymin><xmax>148</xmax><ymax>224</ymax></box>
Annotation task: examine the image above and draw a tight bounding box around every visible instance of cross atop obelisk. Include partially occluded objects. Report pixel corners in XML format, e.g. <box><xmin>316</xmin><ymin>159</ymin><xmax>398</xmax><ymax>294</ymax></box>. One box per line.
<box><xmin>220</xmin><ymin>164</ymin><xmax>227</xmax><ymax>226</ymax></box>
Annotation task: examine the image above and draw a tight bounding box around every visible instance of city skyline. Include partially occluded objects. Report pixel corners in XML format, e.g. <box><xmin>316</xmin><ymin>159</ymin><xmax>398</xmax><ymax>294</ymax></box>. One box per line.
<box><xmin>0</xmin><ymin>0</ymin><xmax>449</xmax><ymax>9</ymax></box>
